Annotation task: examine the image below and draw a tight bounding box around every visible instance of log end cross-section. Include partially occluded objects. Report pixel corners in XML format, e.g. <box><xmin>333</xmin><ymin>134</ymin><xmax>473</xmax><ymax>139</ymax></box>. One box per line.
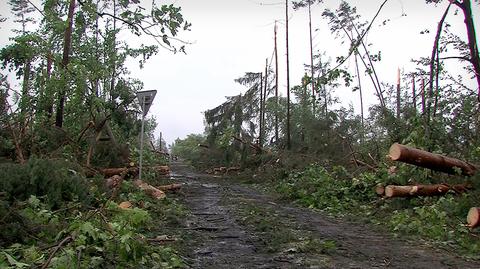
<box><xmin>467</xmin><ymin>207</ymin><xmax>480</xmax><ymax>228</ymax></box>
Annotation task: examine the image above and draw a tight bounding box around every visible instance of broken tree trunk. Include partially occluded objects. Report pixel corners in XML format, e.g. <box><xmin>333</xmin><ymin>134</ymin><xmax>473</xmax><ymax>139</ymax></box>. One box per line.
<box><xmin>133</xmin><ymin>179</ymin><xmax>166</xmax><ymax>200</ymax></box>
<box><xmin>232</xmin><ymin>135</ymin><xmax>262</xmax><ymax>153</ymax></box>
<box><xmin>388</xmin><ymin>143</ymin><xmax>477</xmax><ymax>176</ymax></box>
<box><xmin>467</xmin><ymin>207</ymin><xmax>480</xmax><ymax>228</ymax></box>
<box><xmin>384</xmin><ymin>183</ymin><xmax>471</xmax><ymax>198</ymax></box>
<box><xmin>157</xmin><ymin>183</ymin><xmax>182</xmax><ymax>192</ymax></box>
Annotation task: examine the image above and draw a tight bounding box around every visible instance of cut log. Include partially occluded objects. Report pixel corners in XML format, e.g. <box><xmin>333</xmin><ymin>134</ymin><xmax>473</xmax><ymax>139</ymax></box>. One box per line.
<box><xmin>101</xmin><ymin>167</ymin><xmax>128</xmax><ymax>177</ymax></box>
<box><xmin>157</xmin><ymin>183</ymin><xmax>182</xmax><ymax>192</ymax></box>
<box><xmin>384</xmin><ymin>183</ymin><xmax>471</xmax><ymax>198</ymax></box>
<box><xmin>118</xmin><ymin>201</ymin><xmax>132</xmax><ymax>209</ymax></box>
<box><xmin>133</xmin><ymin>179</ymin><xmax>166</xmax><ymax>200</ymax></box>
<box><xmin>375</xmin><ymin>184</ymin><xmax>385</xmax><ymax>196</ymax></box>
<box><xmin>226</xmin><ymin>166</ymin><xmax>241</xmax><ymax>174</ymax></box>
<box><xmin>213</xmin><ymin>167</ymin><xmax>227</xmax><ymax>174</ymax></box>
<box><xmin>388</xmin><ymin>143</ymin><xmax>477</xmax><ymax>176</ymax></box>
<box><xmin>152</xmin><ymin>165</ymin><xmax>170</xmax><ymax>175</ymax></box>
<box><xmin>106</xmin><ymin>175</ymin><xmax>123</xmax><ymax>189</ymax></box>
<box><xmin>467</xmin><ymin>207</ymin><xmax>480</xmax><ymax>228</ymax></box>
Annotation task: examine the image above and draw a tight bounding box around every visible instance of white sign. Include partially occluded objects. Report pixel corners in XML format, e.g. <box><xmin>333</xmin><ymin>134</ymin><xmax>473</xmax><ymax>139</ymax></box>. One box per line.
<box><xmin>136</xmin><ymin>90</ymin><xmax>157</xmax><ymax>116</ymax></box>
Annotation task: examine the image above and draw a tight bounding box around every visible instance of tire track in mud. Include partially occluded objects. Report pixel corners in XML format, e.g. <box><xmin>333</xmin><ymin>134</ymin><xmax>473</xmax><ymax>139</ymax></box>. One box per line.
<box><xmin>171</xmin><ymin>162</ymin><xmax>480</xmax><ymax>269</ymax></box>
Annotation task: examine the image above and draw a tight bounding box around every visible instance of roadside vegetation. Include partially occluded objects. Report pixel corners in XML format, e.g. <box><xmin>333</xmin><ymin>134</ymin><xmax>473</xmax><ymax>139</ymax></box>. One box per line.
<box><xmin>0</xmin><ymin>0</ymin><xmax>190</xmax><ymax>267</ymax></box>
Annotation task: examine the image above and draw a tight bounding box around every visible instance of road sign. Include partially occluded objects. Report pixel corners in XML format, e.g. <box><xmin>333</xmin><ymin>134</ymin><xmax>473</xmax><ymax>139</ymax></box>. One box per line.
<box><xmin>136</xmin><ymin>90</ymin><xmax>157</xmax><ymax>180</ymax></box>
<box><xmin>137</xmin><ymin>90</ymin><xmax>157</xmax><ymax>116</ymax></box>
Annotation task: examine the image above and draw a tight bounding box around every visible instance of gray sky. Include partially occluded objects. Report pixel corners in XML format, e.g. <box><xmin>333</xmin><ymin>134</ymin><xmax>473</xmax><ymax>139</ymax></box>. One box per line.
<box><xmin>1</xmin><ymin>0</ymin><xmax>479</xmax><ymax>145</ymax></box>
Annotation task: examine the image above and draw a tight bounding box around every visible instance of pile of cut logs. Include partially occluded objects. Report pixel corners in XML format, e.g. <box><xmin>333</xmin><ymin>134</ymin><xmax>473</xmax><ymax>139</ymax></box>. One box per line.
<box><xmin>378</xmin><ymin>143</ymin><xmax>479</xmax><ymax>228</ymax></box>
<box><xmin>87</xmin><ymin>164</ymin><xmax>181</xmax><ymax>200</ymax></box>
<box><xmin>205</xmin><ymin>166</ymin><xmax>241</xmax><ymax>175</ymax></box>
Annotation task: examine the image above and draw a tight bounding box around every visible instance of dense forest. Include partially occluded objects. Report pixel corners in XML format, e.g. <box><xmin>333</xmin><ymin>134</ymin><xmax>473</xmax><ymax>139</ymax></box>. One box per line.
<box><xmin>1</xmin><ymin>0</ymin><xmax>480</xmax><ymax>267</ymax></box>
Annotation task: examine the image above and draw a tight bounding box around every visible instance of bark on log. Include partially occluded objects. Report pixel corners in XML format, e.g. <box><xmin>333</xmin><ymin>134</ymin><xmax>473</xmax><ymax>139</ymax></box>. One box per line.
<box><xmin>388</xmin><ymin>143</ymin><xmax>477</xmax><ymax>176</ymax></box>
<box><xmin>133</xmin><ymin>179</ymin><xmax>166</xmax><ymax>200</ymax></box>
<box><xmin>101</xmin><ymin>167</ymin><xmax>129</xmax><ymax>177</ymax></box>
<box><xmin>152</xmin><ymin>165</ymin><xmax>170</xmax><ymax>175</ymax></box>
<box><xmin>467</xmin><ymin>207</ymin><xmax>480</xmax><ymax>228</ymax></box>
<box><xmin>384</xmin><ymin>183</ymin><xmax>471</xmax><ymax>198</ymax></box>
<box><xmin>226</xmin><ymin>166</ymin><xmax>240</xmax><ymax>174</ymax></box>
<box><xmin>157</xmin><ymin>183</ymin><xmax>182</xmax><ymax>192</ymax></box>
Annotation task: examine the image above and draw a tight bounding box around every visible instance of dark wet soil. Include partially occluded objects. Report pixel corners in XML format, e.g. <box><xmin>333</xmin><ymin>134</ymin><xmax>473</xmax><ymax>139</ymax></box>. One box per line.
<box><xmin>168</xmin><ymin>161</ymin><xmax>480</xmax><ymax>269</ymax></box>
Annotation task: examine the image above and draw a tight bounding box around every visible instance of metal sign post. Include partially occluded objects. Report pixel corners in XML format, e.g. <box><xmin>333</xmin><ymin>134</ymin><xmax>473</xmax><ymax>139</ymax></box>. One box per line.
<box><xmin>136</xmin><ymin>90</ymin><xmax>157</xmax><ymax>181</ymax></box>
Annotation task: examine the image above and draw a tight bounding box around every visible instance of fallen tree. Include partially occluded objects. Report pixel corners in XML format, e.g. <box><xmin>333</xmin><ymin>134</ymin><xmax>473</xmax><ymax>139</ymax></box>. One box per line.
<box><xmin>157</xmin><ymin>183</ymin><xmax>182</xmax><ymax>192</ymax></box>
<box><xmin>388</xmin><ymin>143</ymin><xmax>477</xmax><ymax>176</ymax></box>
<box><xmin>133</xmin><ymin>179</ymin><xmax>166</xmax><ymax>200</ymax></box>
<box><xmin>86</xmin><ymin>165</ymin><xmax>169</xmax><ymax>178</ymax></box>
<box><xmin>384</xmin><ymin>183</ymin><xmax>471</xmax><ymax>198</ymax></box>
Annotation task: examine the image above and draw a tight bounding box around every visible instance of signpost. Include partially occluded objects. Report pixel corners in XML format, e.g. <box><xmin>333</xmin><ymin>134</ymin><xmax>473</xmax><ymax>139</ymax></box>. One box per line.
<box><xmin>136</xmin><ymin>90</ymin><xmax>157</xmax><ymax>180</ymax></box>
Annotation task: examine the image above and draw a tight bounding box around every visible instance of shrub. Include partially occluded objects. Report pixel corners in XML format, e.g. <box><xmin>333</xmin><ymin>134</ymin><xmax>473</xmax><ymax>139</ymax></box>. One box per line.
<box><xmin>0</xmin><ymin>157</ymin><xmax>90</xmax><ymax>208</ymax></box>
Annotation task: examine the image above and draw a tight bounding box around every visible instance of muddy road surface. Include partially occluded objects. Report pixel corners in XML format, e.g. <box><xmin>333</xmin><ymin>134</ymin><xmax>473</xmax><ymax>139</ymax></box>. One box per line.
<box><xmin>167</xmin><ymin>161</ymin><xmax>480</xmax><ymax>269</ymax></box>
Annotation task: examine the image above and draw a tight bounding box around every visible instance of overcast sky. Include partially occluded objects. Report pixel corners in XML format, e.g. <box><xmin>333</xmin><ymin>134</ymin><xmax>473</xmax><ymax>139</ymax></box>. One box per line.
<box><xmin>1</xmin><ymin>0</ymin><xmax>479</xmax><ymax>146</ymax></box>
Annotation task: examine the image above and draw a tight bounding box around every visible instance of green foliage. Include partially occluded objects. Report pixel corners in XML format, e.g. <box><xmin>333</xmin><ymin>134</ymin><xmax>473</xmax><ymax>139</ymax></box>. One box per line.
<box><xmin>275</xmin><ymin>162</ymin><xmax>480</xmax><ymax>257</ymax></box>
<box><xmin>0</xmin><ymin>183</ymin><xmax>186</xmax><ymax>268</ymax></box>
<box><xmin>0</xmin><ymin>157</ymin><xmax>90</xmax><ymax>208</ymax></box>
<box><xmin>276</xmin><ymin>164</ymin><xmax>377</xmax><ymax>215</ymax></box>
<box><xmin>383</xmin><ymin>194</ymin><xmax>480</xmax><ymax>256</ymax></box>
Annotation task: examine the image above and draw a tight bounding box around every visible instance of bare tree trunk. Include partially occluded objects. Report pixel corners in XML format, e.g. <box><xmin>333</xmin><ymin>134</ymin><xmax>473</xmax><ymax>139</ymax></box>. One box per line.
<box><xmin>110</xmin><ymin>0</ymin><xmax>117</xmax><ymax>101</ymax></box>
<box><xmin>396</xmin><ymin>68</ymin><xmax>401</xmax><ymax>119</ymax></box>
<box><xmin>343</xmin><ymin>26</ymin><xmax>385</xmax><ymax>109</ymax></box>
<box><xmin>454</xmin><ymin>0</ymin><xmax>480</xmax><ymax>101</ymax></box>
<box><xmin>55</xmin><ymin>0</ymin><xmax>76</xmax><ymax>128</ymax></box>
<box><xmin>308</xmin><ymin>0</ymin><xmax>315</xmax><ymax>112</ymax></box>
<box><xmin>428</xmin><ymin>4</ymin><xmax>450</xmax><ymax>124</ymax></box>
<box><xmin>274</xmin><ymin>22</ymin><xmax>279</xmax><ymax>145</ymax></box>
<box><xmin>412</xmin><ymin>74</ymin><xmax>416</xmax><ymax>116</ymax></box>
<box><xmin>352</xmin><ymin>25</ymin><xmax>385</xmax><ymax>108</ymax></box>
<box><xmin>263</xmin><ymin>58</ymin><xmax>268</xmax><ymax>143</ymax></box>
<box><xmin>46</xmin><ymin>52</ymin><xmax>53</xmax><ymax>117</ymax></box>
<box><xmin>258</xmin><ymin>72</ymin><xmax>263</xmax><ymax>146</ymax></box>
<box><xmin>421</xmin><ymin>78</ymin><xmax>426</xmax><ymax>115</ymax></box>
<box><xmin>285</xmin><ymin>0</ymin><xmax>291</xmax><ymax>150</ymax></box>
<box><xmin>20</xmin><ymin>60</ymin><xmax>31</xmax><ymax>115</ymax></box>
<box><xmin>354</xmin><ymin>52</ymin><xmax>364</xmax><ymax>133</ymax></box>
<box><xmin>433</xmin><ymin>45</ymin><xmax>441</xmax><ymax>118</ymax></box>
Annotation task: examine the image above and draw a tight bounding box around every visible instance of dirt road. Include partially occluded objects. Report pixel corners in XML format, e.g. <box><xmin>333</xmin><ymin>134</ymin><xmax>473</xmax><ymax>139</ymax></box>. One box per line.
<box><xmin>168</xmin><ymin>161</ymin><xmax>480</xmax><ymax>269</ymax></box>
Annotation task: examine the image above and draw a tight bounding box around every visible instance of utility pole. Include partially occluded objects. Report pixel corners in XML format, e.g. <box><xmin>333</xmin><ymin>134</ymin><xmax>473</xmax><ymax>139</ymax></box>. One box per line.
<box><xmin>285</xmin><ymin>0</ymin><xmax>291</xmax><ymax>150</ymax></box>
<box><xmin>274</xmin><ymin>22</ymin><xmax>279</xmax><ymax>145</ymax></box>
<box><xmin>308</xmin><ymin>0</ymin><xmax>315</xmax><ymax>112</ymax></box>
